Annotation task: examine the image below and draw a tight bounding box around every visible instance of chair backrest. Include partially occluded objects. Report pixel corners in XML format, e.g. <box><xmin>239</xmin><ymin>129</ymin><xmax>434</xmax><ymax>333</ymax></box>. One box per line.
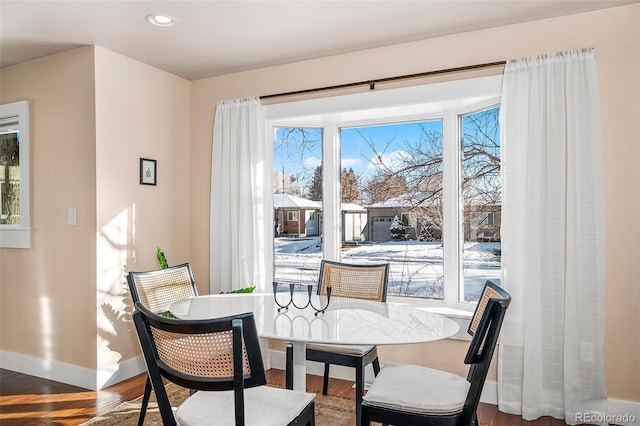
<box><xmin>133</xmin><ymin>301</ymin><xmax>267</xmax><ymax>425</ymax></box>
<box><xmin>317</xmin><ymin>260</ymin><xmax>389</xmax><ymax>302</ymax></box>
<box><xmin>127</xmin><ymin>263</ymin><xmax>198</xmax><ymax>313</ymax></box>
<box><xmin>461</xmin><ymin>280</ymin><xmax>511</xmax><ymax>424</ymax></box>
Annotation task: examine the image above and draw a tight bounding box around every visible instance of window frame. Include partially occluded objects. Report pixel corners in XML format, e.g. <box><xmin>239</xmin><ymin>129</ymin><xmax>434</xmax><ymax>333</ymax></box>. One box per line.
<box><xmin>0</xmin><ymin>100</ymin><xmax>30</xmax><ymax>248</ymax></box>
<box><xmin>264</xmin><ymin>75</ymin><xmax>502</xmax><ymax>310</ymax></box>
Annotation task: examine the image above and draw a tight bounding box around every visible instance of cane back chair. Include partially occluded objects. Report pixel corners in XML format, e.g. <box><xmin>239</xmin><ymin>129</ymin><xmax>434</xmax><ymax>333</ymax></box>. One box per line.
<box><xmin>126</xmin><ymin>263</ymin><xmax>198</xmax><ymax>426</ymax></box>
<box><xmin>360</xmin><ymin>280</ymin><xmax>511</xmax><ymax>426</ymax></box>
<box><xmin>286</xmin><ymin>259</ymin><xmax>389</xmax><ymax>426</ymax></box>
<box><xmin>133</xmin><ymin>302</ymin><xmax>316</xmax><ymax>426</ymax></box>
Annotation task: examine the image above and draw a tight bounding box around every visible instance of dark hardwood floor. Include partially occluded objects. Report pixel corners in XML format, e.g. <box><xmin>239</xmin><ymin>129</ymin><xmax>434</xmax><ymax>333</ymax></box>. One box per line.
<box><xmin>0</xmin><ymin>368</ymin><xmax>567</xmax><ymax>425</ymax></box>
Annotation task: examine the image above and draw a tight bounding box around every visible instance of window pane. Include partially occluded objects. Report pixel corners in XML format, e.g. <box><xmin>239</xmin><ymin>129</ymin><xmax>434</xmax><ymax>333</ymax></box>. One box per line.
<box><xmin>461</xmin><ymin>107</ymin><xmax>501</xmax><ymax>302</ymax></box>
<box><xmin>273</xmin><ymin>127</ymin><xmax>323</xmax><ymax>290</ymax></box>
<box><xmin>0</xmin><ymin>132</ymin><xmax>20</xmax><ymax>225</ymax></box>
<box><xmin>340</xmin><ymin>121</ymin><xmax>444</xmax><ymax>299</ymax></box>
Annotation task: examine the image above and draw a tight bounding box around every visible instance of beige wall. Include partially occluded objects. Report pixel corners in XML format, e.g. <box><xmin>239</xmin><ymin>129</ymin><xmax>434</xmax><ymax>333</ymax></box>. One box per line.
<box><xmin>0</xmin><ymin>47</ymin><xmax>98</xmax><ymax>369</ymax></box>
<box><xmin>0</xmin><ymin>46</ymin><xmax>190</xmax><ymax>388</ymax></box>
<box><xmin>191</xmin><ymin>5</ymin><xmax>640</xmax><ymax>402</ymax></box>
<box><xmin>93</xmin><ymin>47</ymin><xmax>191</xmax><ymax>375</ymax></box>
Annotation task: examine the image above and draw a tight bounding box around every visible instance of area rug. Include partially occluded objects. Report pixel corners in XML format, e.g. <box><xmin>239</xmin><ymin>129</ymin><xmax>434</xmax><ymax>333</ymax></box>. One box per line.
<box><xmin>82</xmin><ymin>382</ymin><xmax>356</xmax><ymax>425</ymax></box>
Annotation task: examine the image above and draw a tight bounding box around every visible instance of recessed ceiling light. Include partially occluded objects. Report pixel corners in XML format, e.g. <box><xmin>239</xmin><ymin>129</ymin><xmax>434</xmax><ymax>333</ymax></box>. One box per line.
<box><xmin>145</xmin><ymin>14</ymin><xmax>176</xmax><ymax>27</ymax></box>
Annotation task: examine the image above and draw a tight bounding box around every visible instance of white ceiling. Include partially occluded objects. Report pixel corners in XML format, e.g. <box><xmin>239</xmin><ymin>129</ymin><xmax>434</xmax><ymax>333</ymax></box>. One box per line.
<box><xmin>1</xmin><ymin>0</ymin><xmax>637</xmax><ymax>81</ymax></box>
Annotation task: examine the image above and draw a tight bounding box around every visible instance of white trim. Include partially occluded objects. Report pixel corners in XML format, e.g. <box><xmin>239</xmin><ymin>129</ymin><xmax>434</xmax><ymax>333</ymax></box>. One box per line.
<box><xmin>97</xmin><ymin>356</ymin><xmax>147</xmax><ymax>390</ymax></box>
<box><xmin>0</xmin><ymin>350</ymin><xmax>146</xmax><ymax>390</ymax></box>
<box><xmin>607</xmin><ymin>399</ymin><xmax>640</xmax><ymax>426</ymax></box>
<box><xmin>0</xmin><ymin>226</ymin><xmax>31</xmax><ymax>248</ymax></box>
<box><xmin>262</xmin><ymin>75</ymin><xmax>502</xmax><ymax>122</ymax></box>
<box><xmin>0</xmin><ymin>100</ymin><xmax>30</xmax><ymax>249</ymax></box>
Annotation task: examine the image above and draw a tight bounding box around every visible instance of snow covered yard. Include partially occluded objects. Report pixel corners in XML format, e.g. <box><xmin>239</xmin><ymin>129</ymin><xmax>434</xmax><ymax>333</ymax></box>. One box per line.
<box><xmin>274</xmin><ymin>237</ymin><xmax>500</xmax><ymax>302</ymax></box>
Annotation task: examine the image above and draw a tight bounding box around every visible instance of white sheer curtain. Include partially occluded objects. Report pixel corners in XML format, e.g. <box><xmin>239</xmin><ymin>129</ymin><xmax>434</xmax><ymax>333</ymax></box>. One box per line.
<box><xmin>210</xmin><ymin>97</ymin><xmax>268</xmax><ymax>293</ymax></box>
<box><xmin>498</xmin><ymin>49</ymin><xmax>607</xmax><ymax>424</ymax></box>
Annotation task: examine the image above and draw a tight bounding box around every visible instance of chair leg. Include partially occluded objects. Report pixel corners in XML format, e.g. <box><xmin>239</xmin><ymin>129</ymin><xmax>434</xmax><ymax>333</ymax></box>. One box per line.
<box><xmin>309</xmin><ymin>404</ymin><xmax>316</xmax><ymax>426</ymax></box>
<box><xmin>360</xmin><ymin>403</ymin><xmax>370</xmax><ymax>426</ymax></box>
<box><xmin>372</xmin><ymin>357</ymin><xmax>381</xmax><ymax>376</ymax></box>
<box><xmin>138</xmin><ymin>376</ymin><xmax>152</xmax><ymax>426</ymax></box>
<box><xmin>322</xmin><ymin>363</ymin><xmax>330</xmax><ymax>395</ymax></box>
<box><xmin>355</xmin><ymin>363</ymin><xmax>365</xmax><ymax>426</ymax></box>
<box><xmin>285</xmin><ymin>343</ymin><xmax>293</xmax><ymax>390</ymax></box>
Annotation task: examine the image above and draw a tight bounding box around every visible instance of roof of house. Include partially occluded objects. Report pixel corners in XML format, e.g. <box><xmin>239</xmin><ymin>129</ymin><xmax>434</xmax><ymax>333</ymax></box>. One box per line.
<box><xmin>341</xmin><ymin>203</ymin><xmax>367</xmax><ymax>212</ymax></box>
<box><xmin>274</xmin><ymin>194</ymin><xmax>366</xmax><ymax>212</ymax></box>
<box><xmin>274</xmin><ymin>194</ymin><xmax>321</xmax><ymax>209</ymax></box>
<box><xmin>367</xmin><ymin>192</ymin><xmax>437</xmax><ymax>209</ymax></box>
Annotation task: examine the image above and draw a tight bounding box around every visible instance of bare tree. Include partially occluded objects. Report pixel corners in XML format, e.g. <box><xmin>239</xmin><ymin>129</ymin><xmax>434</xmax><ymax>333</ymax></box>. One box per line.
<box><xmin>274</xmin><ymin>127</ymin><xmax>322</xmax><ymax>193</ymax></box>
<box><xmin>364</xmin><ymin>171</ymin><xmax>408</xmax><ymax>204</ymax></box>
<box><xmin>461</xmin><ymin>107</ymin><xmax>501</xmax><ymax>240</ymax></box>
<box><xmin>462</xmin><ymin>108</ymin><xmax>499</xmax><ymax>189</ymax></box>
<box><xmin>357</xmin><ymin>107</ymin><xmax>500</xmax><ymax>240</ymax></box>
<box><xmin>0</xmin><ymin>133</ymin><xmax>20</xmax><ymax>224</ymax></box>
<box><xmin>341</xmin><ymin>168</ymin><xmax>360</xmax><ymax>203</ymax></box>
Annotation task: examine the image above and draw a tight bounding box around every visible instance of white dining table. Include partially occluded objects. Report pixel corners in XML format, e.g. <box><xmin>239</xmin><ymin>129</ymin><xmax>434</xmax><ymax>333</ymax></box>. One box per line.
<box><xmin>169</xmin><ymin>292</ymin><xmax>460</xmax><ymax>392</ymax></box>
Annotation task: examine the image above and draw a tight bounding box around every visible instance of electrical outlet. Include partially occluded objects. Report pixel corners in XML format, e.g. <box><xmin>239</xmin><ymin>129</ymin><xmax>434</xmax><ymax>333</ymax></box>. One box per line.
<box><xmin>580</xmin><ymin>341</ymin><xmax>594</xmax><ymax>362</ymax></box>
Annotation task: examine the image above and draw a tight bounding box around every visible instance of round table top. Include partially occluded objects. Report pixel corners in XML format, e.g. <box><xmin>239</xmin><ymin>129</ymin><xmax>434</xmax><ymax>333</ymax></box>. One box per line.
<box><xmin>170</xmin><ymin>293</ymin><xmax>460</xmax><ymax>346</ymax></box>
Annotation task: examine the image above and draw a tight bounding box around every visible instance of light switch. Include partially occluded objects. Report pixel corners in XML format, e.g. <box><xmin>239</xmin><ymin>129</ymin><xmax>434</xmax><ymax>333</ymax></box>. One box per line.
<box><xmin>68</xmin><ymin>208</ymin><xmax>77</xmax><ymax>226</ymax></box>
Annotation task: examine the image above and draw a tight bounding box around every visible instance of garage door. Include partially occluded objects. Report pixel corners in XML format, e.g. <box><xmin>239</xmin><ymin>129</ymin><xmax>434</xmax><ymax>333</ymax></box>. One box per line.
<box><xmin>372</xmin><ymin>217</ymin><xmax>393</xmax><ymax>242</ymax></box>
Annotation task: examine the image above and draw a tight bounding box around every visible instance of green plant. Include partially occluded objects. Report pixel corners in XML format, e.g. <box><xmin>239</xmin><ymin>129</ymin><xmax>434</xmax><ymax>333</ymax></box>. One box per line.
<box><xmin>159</xmin><ymin>311</ymin><xmax>176</xmax><ymax>318</ymax></box>
<box><xmin>228</xmin><ymin>286</ymin><xmax>256</xmax><ymax>294</ymax></box>
<box><xmin>156</xmin><ymin>247</ymin><xmax>168</xmax><ymax>269</ymax></box>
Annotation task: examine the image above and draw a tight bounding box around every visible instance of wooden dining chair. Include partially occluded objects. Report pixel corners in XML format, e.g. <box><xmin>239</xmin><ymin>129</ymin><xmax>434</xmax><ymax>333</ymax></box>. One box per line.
<box><xmin>286</xmin><ymin>259</ymin><xmax>389</xmax><ymax>426</ymax></box>
<box><xmin>132</xmin><ymin>302</ymin><xmax>316</xmax><ymax>426</ymax></box>
<box><xmin>126</xmin><ymin>263</ymin><xmax>198</xmax><ymax>426</ymax></box>
<box><xmin>360</xmin><ymin>280</ymin><xmax>511</xmax><ymax>426</ymax></box>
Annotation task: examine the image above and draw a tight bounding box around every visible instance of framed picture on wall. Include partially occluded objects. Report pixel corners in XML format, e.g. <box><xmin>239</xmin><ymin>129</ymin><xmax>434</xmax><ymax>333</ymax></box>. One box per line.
<box><xmin>140</xmin><ymin>158</ymin><xmax>157</xmax><ymax>185</ymax></box>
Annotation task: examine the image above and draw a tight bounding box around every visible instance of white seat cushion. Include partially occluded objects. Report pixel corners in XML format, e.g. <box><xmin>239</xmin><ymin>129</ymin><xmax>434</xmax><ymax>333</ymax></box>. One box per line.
<box><xmin>363</xmin><ymin>362</ymin><xmax>470</xmax><ymax>415</ymax></box>
<box><xmin>306</xmin><ymin>343</ymin><xmax>375</xmax><ymax>356</ymax></box>
<box><xmin>175</xmin><ymin>385</ymin><xmax>314</xmax><ymax>425</ymax></box>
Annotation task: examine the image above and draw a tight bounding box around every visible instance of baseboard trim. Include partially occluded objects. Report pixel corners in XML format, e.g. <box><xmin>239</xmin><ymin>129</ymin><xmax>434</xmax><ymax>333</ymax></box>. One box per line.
<box><xmin>97</xmin><ymin>356</ymin><xmax>147</xmax><ymax>390</ymax></box>
<box><xmin>0</xmin><ymin>350</ymin><xmax>146</xmax><ymax>391</ymax></box>
<box><xmin>607</xmin><ymin>399</ymin><xmax>640</xmax><ymax>426</ymax></box>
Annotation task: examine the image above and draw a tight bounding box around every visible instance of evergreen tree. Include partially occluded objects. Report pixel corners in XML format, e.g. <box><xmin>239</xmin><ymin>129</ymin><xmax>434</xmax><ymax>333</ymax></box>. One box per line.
<box><xmin>308</xmin><ymin>165</ymin><xmax>323</xmax><ymax>201</ymax></box>
<box><xmin>389</xmin><ymin>215</ymin><xmax>406</xmax><ymax>240</ymax></box>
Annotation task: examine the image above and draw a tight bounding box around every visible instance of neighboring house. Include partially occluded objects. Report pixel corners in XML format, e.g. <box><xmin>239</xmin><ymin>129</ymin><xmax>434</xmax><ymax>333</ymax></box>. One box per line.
<box><xmin>464</xmin><ymin>204</ymin><xmax>501</xmax><ymax>242</ymax></box>
<box><xmin>367</xmin><ymin>192</ymin><xmax>441</xmax><ymax>241</ymax></box>
<box><xmin>367</xmin><ymin>192</ymin><xmax>501</xmax><ymax>242</ymax></box>
<box><xmin>274</xmin><ymin>193</ymin><xmax>321</xmax><ymax>237</ymax></box>
<box><xmin>273</xmin><ymin>194</ymin><xmax>367</xmax><ymax>242</ymax></box>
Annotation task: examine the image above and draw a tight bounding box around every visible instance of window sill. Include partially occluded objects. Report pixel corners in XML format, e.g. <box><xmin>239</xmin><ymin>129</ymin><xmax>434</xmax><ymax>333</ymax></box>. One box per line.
<box><xmin>0</xmin><ymin>227</ymin><xmax>31</xmax><ymax>249</ymax></box>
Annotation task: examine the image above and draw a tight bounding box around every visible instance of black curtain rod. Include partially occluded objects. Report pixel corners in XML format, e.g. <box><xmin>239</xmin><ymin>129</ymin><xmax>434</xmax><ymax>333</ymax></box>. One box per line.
<box><xmin>260</xmin><ymin>60</ymin><xmax>506</xmax><ymax>100</ymax></box>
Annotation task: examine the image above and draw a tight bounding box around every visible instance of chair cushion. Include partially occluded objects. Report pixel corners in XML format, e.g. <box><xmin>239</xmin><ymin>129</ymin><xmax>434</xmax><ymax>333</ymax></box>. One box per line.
<box><xmin>306</xmin><ymin>343</ymin><xmax>375</xmax><ymax>356</ymax></box>
<box><xmin>363</xmin><ymin>362</ymin><xmax>470</xmax><ymax>415</ymax></box>
<box><xmin>175</xmin><ymin>385</ymin><xmax>315</xmax><ymax>425</ymax></box>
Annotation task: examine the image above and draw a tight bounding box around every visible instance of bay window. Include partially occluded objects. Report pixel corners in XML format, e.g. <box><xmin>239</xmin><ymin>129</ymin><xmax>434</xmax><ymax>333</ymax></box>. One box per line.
<box><xmin>265</xmin><ymin>75</ymin><xmax>502</xmax><ymax>305</ymax></box>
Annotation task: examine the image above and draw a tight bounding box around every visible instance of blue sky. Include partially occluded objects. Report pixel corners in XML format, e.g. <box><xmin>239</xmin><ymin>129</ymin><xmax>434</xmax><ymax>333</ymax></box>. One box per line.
<box><xmin>274</xmin><ymin>120</ymin><xmax>442</xmax><ymax>189</ymax></box>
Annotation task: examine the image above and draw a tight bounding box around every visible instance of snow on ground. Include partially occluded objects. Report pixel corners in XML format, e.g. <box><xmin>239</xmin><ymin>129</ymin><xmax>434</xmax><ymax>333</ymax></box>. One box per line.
<box><xmin>274</xmin><ymin>237</ymin><xmax>501</xmax><ymax>302</ymax></box>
